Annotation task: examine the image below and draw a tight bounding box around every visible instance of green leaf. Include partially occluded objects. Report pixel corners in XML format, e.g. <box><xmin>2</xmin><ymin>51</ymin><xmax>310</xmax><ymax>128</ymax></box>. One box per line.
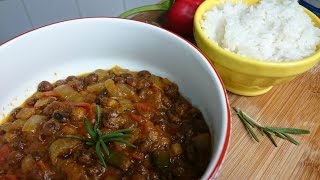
<box><xmin>111</xmin><ymin>128</ymin><xmax>135</xmax><ymax>134</ymax></box>
<box><xmin>96</xmin><ymin>142</ymin><xmax>107</xmax><ymax>167</ymax></box>
<box><xmin>244</xmin><ymin>123</ymin><xmax>260</xmax><ymax>142</ymax></box>
<box><xmin>263</xmin><ymin>130</ymin><xmax>277</xmax><ymax>147</ymax></box>
<box><xmin>169</xmin><ymin>0</ymin><xmax>175</xmax><ymax>6</ymax></box>
<box><xmin>281</xmin><ymin>133</ymin><xmax>300</xmax><ymax>145</ymax></box>
<box><xmin>234</xmin><ymin>107</ymin><xmax>255</xmax><ymax>128</ymax></box>
<box><xmin>274</xmin><ymin>132</ymin><xmax>286</xmax><ymax>139</ymax></box>
<box><xmin>84</xmin><ymin>118</ymin><xmax>97</xmax><ymax>140</ymax></box>
<box><xmin>100</xmin><ymin>140</ymin><xmax>110</xmax><ymax>156</ymax></box>
<box><xmin>235</xmin><ymin>108</ymin><xmax>259</xmax><ymax>142</ymax></box>
<box><xmin>65</xmin><ymin>104</ymin><xmax>136</xmax><ymax>168</ymax></box>
<box><xmin>96</xmin><ymin>128</ymin><xmax>103</xmax><ymax>136</ymax></box>
<box><xmin>233</xmin><ymin>107</ymin><xmax>310</xmax><ymax>147</ymax></box>
<box><xmin>105</xmin><ymin>138</ymin><xmax>136</xmax><ymax>147</ymax></box>
<box><xmin>102</xmin><ymin>133</ymin><xmax>132</xmax><ymax>140</ymax></box>
<box><xmin>265</xmin><ymin>127</ymin><xmax>310</xmax><ymax>134</ymax></box>
<box><xmin>119</xmin><ymin>0</ymin><xmax>172</xmax><ymax>18</ymax></box>
<box><xmin>239</xmin><ymin>111</ymin><xmax>258</xmax><ymax>128</ymax></box>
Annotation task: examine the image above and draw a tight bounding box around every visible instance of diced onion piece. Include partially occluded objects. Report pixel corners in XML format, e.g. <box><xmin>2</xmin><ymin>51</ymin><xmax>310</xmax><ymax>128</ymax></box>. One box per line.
<box><xmin>105</xmin><ymin>79</ymin><xmax>137</xmax><ymax>99</ymax></box>
<box><xmin>71</xmin><ymin>107</ymin><xmax>87</xmax><ymax>122</ymax></box>
<box><xmin>86</xmin><ymin>83</ymin><xmax>105</xmax><ymax>93</ymax></box>
<box><xmin>104</xmin><ymin>98</ymin><xmax>119</xmax><ymax>108</ymax></box>
<box><xmin>106</xmin><ymin>151</ymin><xmax>132</xmax><ymax>171</ymax></box>
<box><xmin>60</xmin><ymin>125</ymin><xmax>78</xmax><ymax>135</ymax></box>
<box><xmin>69</xmin><ymin>102</ymin><xmax>92</xmax><ymax>111</ymax></box>
<box><xmin>8</xmin><ymin>119</ymin><xmax>25</xmax><ymax>131</ymax></box>
<box><xmin>149</xmin><ymin>76</ymin><xmax>164</xmax><ymax>89</ymax></box>
<box><xmin>94</xmin><ymin>69</ymin><xmax>108</xmax><ymax>81</ymax></box>
<box><xmin>49</xmin><ymin>138</ymin><xmax>80</xmax><ymax>165</ymax></box>
<box><xmin>22</xmin><ymin>115</ymin><xmax>47</xmax><ymax>133</ymax></box>
<box><xmin>21</xmin><ymin>154</ymin><xmax>35</xmax><ymax>173</ymax></box>
<box><xmin>116</xmin><ymin>84</ymin><xmax>137</xmax><ymax>98</ymax></box>
<box><xmin>4</xmin><ymin>131</ymin><xmax>18</xmax><ymax>143</ymax></box>
<box><xmin>5</xmin><ymin>119</ymin><xmax>25</xmax><ymax>141</ymax></box>
<box><xmin>34</xmin><ymin>97</ymin><xmax>56</xmax><ymax>108</ymax></box>
<box><xmin>0</xmin><ymin>122</ymin><xmax>10</xmax><ymax>132</ymax></box>
<box><xmin>152</xmin><ymin>150</ymin><xmax>170</xmax><ymax>168</ymax></box>
<box><xmin>162</xmin><ymin>78</ymin><xmax>171</xmax><ymax>86</ymax></box>
<box><xmin>35</xmin><ymin>91</ymin><xmax>58</xmax><ymax>98</ymax></box>
<box><xmin>111</xmin><ymin>66</ymin><xmax>129</xmax><ymax>76</ymax></box>
<box><xmin>171</xmin><ymin>143</ymin><xmax>183</xmax><ymax>156</ymax></box>
<box><xmin>118</xmin><ymin>99</ymin><xmax>134</xmax><ymax>113</ymax></box>
<box><xmin>105</xmin><ymin>79</ymin><xmax>117</xmax><ymax>97</ymax></box>
<box><xmin>53</xmin><ymin>85</ymin><xmax>84</xmax><ymax>102</ymax></box>
<box><xmin>16</xmin><ymin>108</ymin><xmax>35</xmax><ymax>120</ymax></box>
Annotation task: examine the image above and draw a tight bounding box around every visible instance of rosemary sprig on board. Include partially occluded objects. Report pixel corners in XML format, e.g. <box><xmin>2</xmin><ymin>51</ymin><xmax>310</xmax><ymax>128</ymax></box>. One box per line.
<box><xmin>66</xmin><ymin>105</ymin><xmax>135</xmax><ymax>167</ymax></box>
<box><xmin>233</xmin><ymin>107</ymin><xmax>310</xmax><ymax>147</ymax></box>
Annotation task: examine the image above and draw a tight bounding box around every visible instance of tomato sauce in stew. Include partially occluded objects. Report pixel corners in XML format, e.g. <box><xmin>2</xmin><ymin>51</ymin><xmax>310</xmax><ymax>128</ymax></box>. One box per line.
<box><xmin>0</xmin><ymin>67</ymin><xmax>211</xmax><ymax>180</ymax></box>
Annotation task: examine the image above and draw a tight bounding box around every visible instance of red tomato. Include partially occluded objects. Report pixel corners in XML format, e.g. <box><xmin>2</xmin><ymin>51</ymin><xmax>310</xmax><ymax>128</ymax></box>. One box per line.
<box><xmin>167</xmin><ymin>0</ymin><xmax>204</xmax><ymax>36</ymax></box>
<box><xmin>119</xmin><ymin>0</ymin><xmax>204</xmax><ymax>36</ymax></box>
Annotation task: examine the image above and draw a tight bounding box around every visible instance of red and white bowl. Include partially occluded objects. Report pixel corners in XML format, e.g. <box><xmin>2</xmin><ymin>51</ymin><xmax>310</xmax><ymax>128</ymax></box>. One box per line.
<box><xmin>0</xmin><ymin>18</ymin><xmax>231</xmax><ymax>179</ymax></box>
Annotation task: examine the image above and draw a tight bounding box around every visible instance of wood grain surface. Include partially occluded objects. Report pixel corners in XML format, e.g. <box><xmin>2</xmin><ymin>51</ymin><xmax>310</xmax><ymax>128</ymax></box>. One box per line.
<box><xmin>131</xmin><ymin>12</ymin><xmax>320</xmax><ymax>180</ymax></box>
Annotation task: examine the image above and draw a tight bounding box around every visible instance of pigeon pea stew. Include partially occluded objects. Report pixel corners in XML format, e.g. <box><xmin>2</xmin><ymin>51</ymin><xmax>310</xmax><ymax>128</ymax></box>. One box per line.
<box><xmin>0</xmin><ymin>67</ymin><xmax>211</xmax><ymax>180</ymax></box>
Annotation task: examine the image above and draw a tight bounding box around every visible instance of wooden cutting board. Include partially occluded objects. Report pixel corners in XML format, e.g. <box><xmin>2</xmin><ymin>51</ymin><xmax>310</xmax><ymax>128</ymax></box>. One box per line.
<box><xmin>132</xmin><ymin>12</ymin><xmax>320</xmax><ymax>179</ymax></box>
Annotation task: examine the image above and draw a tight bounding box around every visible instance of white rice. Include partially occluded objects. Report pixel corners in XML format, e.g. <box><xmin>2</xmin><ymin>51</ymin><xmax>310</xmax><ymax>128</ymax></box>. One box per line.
<box><xmin>200</xmin><ymin>0</ymin><xmax>320</xmax><ymax>62</ymax></box>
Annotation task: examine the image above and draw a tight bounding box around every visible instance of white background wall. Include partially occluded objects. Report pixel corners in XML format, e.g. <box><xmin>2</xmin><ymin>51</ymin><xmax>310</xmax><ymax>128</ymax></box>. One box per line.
<box><xmin>0</xmin><ymin>0</ymin><xmax>160</xmax><ymax>44</ymax></box>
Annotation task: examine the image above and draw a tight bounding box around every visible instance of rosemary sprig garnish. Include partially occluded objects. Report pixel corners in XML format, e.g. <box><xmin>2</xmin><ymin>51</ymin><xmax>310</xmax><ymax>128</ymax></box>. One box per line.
<box><xmin>66</xmin><ymin>105</ymin><xmax>135</xmax><ymax>167</ymax></box>
<box><xmin>233</xmin><ymin>107</ymin><xmax>310</xmax><ymax>147</ymax></box>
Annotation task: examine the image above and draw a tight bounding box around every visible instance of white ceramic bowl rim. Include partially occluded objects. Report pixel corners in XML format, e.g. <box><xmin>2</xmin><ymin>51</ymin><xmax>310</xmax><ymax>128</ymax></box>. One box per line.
<box><xmin>0</xmin><ymin>17</ymin><xmax>231</xmax><ymax>179</ymax></box>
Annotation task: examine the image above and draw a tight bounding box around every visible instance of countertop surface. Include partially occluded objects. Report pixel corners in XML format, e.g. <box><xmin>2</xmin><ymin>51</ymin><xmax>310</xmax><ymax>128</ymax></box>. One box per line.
<box><xmin>132</xmin><ymin>12</ymin><xmax>320</xmax><ymax>180</ymax></box>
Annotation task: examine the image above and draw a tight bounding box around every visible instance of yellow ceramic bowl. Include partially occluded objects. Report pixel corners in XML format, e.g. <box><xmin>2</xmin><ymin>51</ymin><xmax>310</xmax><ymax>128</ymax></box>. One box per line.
<box><xmin>194</xmin><ymin>0</ymin><xmax>320</xmax><ymax>96</ymax></box>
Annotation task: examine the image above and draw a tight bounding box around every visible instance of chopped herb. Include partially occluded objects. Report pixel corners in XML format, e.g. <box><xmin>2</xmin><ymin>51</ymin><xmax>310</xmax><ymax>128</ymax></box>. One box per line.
<box><xmin>66</xmin><ymin>105</ymin><xmax>135</xmax><ymax>167</ymax></box>
<box><xmin>234</xmin><ymin>107</ymin><xmax>310</xmax><ymax>147</ymax></box>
